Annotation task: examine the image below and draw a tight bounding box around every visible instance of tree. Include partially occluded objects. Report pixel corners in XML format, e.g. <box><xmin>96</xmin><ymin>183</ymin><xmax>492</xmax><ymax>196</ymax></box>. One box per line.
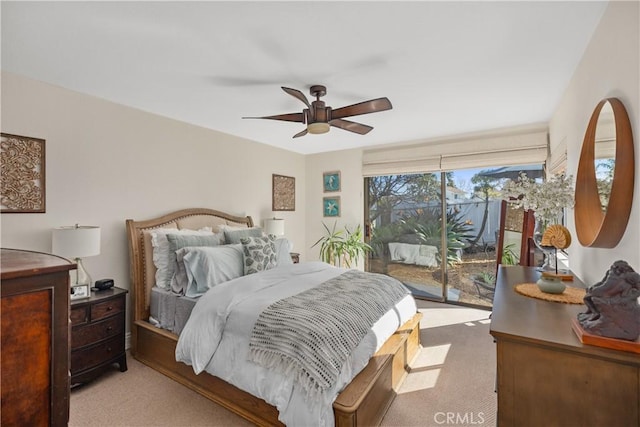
<box><xmin>596</xmin><ymin>158</ymin><xmax>614</xmax><ymax>210</ymax></box>
<box><xmin>368</xmin><ymin>175</ymin><xmax>432</xmax><ymax>227</ymax></box>
<box><xmin>468</xmin><ymin>172</ymin><xmax>502</xmax><ymax>248</ymax></box>
<box><xmin>367</xmin><ymin>172</ymin><xmax>453</xmax><ymax>227</ymax></box>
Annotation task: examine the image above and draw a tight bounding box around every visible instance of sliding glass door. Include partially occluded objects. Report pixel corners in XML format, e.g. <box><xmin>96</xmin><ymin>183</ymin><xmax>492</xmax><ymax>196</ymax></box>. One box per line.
<box><xmin>364</xmin><ymin>163</ymin><xmax>543</xmax><ymax>309</ymax></box>
<box><xmin>366</xmin><ymin>173</ymin><xmax>447</xmax><ymax>300</ymax></box>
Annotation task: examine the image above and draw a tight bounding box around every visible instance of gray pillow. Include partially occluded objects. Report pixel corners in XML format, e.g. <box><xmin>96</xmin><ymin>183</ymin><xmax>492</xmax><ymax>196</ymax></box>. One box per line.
<box><xmin>224</xmin><ymin>227</ymin><xmax>263</xmax><ymax>244</ymax></box>
<box><xmin>182</xmin><ymin>245</ymin><xmax>244</xmax><ymax>297</ymax></box>
<box><xmin>166</xmin><ymin>233</ymin><xmax>224</xmax><ymax>292</ymax></box>
<box><xmin>240</xmin><ymin>235</ymin><xmax>277</xmax><ymax>275</ymax></box>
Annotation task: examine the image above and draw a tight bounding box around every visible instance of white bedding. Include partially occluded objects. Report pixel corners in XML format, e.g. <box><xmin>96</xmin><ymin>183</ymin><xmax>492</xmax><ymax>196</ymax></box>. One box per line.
<box><xmin>176</xmin><ymin>261</ymin><xmax>417</xmax><ymax>426</ymax></box>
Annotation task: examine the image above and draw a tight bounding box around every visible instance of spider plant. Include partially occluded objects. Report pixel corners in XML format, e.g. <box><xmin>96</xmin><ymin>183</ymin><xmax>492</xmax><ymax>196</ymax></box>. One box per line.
<box><xmin>312</xmin><ymin>222</ymin><xmax>372</xmax><ymax>268</ymax></box>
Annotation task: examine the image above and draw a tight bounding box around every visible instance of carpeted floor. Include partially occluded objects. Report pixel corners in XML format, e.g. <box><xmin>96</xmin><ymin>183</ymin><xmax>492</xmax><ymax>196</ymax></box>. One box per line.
<box><xmin>70</xmin><ymin>300</ymin><xmax>496</xmax><ymax>427</ymax></box>
<box><xmin>381</xmin><ymin>301</ymin><xmax>496</xmax><ymax>427</ymax></box>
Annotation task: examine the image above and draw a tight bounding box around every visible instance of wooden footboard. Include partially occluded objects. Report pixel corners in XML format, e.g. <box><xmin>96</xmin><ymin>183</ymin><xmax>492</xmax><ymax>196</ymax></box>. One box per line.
<box><xmin>132</xmin><ymin>312</ymin><xmax>422</xmax><ymax>427</ymax></box>
<box><xmin>334</xmin><ymin>312</ymin><xmax>423</xmax><ymax>426</ymax></box>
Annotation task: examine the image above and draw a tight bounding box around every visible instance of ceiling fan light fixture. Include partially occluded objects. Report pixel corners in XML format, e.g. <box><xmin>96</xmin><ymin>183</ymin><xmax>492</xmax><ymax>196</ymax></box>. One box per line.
<box><xmin>307</xmin><ymin>122</ymin><xmax>330</xmax><ymax>135</ymax></box>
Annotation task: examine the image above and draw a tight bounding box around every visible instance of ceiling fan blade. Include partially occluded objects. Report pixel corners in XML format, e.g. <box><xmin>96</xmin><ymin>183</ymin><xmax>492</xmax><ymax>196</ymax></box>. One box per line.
<box><xmin>331</xmin><ymin>97</ymin><xmax>392</xmax><ymax>120</ymax></box>
<box><xmin>293</xmin><ymin>128</ymin><xmax>308</xmax><ymax>138</ymax></box>
<box><xmin>242</xmin><ymin>112</ymin><xmax>304</xmax><ymax>123</ymax></box>
<box><xmin>282</xmin><ymin>87</ymin><xmax>311</xmax><ymax>109</ymax></box>
<box><xmin>329</xmin><ymin>119</ymin><xmax>373</xmax><ymax>135</ymax></box>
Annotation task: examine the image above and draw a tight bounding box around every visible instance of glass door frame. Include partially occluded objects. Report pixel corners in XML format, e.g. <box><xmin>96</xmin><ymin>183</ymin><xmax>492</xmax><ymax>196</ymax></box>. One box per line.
<box><xmin>364</xmin><ymin>172</ymin><xmax>451</xmax><ymax>304</ymax></box>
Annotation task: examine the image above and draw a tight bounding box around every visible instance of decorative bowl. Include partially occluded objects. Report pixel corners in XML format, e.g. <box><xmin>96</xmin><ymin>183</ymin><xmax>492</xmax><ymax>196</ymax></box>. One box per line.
<box><xmin>537</xmin><ymin>276</ymin><xmax>566</xmax><ymax>294</ymax></box>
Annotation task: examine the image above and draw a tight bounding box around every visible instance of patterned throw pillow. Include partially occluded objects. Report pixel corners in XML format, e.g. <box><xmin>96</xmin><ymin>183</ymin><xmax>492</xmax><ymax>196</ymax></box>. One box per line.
<box><xmin>240</xmin><ymin>235</ymin><xmax>277</xmax><ymax>275</ymax></box>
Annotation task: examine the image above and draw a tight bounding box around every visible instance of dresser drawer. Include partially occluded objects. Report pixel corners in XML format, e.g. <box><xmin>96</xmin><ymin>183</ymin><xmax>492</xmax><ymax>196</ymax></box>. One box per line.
<box><xmin>70</xmin><ymin>305</ymin><xmax>89</xmax><ymax>326</ymax></box>
<box><xmin>91</xmin><ymin>296</ymin><xmax>125</xmax><ymax>321</ymax></box>
<box><xmin>71</xmin><ymin>334</ymin><xmax>125</xmax><ymax>375</ymax></box>
<box><xmin>71</xmin><ymin>314</ymin><xmax>124</xmax><ymax>350</ymax></box>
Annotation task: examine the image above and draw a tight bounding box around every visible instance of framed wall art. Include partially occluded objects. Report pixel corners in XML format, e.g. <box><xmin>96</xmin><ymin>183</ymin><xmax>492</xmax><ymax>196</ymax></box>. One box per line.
<box><xmin>323</xmin><ymin>170</ymin><xmax>341</xmax><ymax>192</ymax></box>
<box><xmin>323</xmin><ymin>196</ymin><xmax>341</xmax><ymax>217</ymax></box>
<box><xmin>1</xmin><ymin>133</ymin><xmax>46</xmax><ymax>213</ymax></box>
<box><xmin>272</xmin><ymin>174</ymin><xmax>295</xmax><ymax>211</ymax></box>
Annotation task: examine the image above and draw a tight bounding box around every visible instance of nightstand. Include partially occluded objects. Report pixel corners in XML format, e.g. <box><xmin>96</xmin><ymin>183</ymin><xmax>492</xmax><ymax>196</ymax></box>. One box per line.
<box><xmin>70</xmin><ymin>287</ymin><xmax>128</xmax><ymax>386</ymax></box>
<box><xmin>290</xmin><ymin>252</ymin><xmax>300</xmax><ymax>263</ymax></box>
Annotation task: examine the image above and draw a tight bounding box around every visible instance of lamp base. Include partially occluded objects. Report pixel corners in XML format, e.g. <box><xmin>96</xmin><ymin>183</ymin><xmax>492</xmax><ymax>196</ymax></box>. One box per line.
<box><xmin>74</xmin><ymin>257</ymin><xmax>93</xmax><ymax>286</ymax></box>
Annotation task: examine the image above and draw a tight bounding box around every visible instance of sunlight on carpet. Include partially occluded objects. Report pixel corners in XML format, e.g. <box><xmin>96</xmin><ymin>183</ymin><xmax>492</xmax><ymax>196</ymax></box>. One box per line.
<box><xmin>397</xmin><ymin>344</ymin><xmax>451</xmax><ymax>394</ymax></box>
<box><xmin>381</xmin><ymin>300</ymin><xmax>497</xmax><ymax>426</ymax></box>
<box><xmin>419</xmin><ymin>307</ymin><xmax>491</xmax><ymax>329</ymax></box>
<box><xmin>398</xmin><ymin>368</ymin><xmax>441</xmax><ymax>394</ymax></box>
<box><xmin>415</xmin><ymin>343</ymin><xmax>451</xmax><ymax>367</ymax></box>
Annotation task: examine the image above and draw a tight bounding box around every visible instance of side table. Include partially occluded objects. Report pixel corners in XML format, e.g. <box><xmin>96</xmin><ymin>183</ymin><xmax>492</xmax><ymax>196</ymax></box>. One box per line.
<box><xmin>70</xmin><ymin>287</ymin><xmax>128</xmax><ymax>386</ymax></box>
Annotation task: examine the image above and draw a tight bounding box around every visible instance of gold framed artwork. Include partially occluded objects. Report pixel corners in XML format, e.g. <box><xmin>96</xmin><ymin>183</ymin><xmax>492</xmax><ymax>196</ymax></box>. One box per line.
<box><xmin>272</xmin><ymin>174</ymin><xmax>295</xmax><ymax>211</ymax></box>
<box><xmin>1</xmin><ymin>133</ymin><xmax>46</xmax><ymax>213</ymax></box>
<box><xmin>323</xmin><ymin>170</ymin><xmax>341</xmax><ymax>192</ymax></box>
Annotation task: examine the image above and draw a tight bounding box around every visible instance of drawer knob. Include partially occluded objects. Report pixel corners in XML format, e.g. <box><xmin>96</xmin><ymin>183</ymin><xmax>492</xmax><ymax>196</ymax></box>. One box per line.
<box><xmin>107</xmin><ymin>326</ymin><xmax>113</xmax><ymax>331</ymax></box>
<box><xmin>107</xmin><ymin>347</ymin><xmax>112</xmax><ymax>352</ymax></box>
<box><xmin>107</xmin><ymin>306</ymin><xmax>113</xmax><ymax>311</ymax></box>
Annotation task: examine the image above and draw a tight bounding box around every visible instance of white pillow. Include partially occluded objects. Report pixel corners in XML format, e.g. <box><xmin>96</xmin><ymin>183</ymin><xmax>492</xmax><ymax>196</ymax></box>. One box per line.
<box><xmin>182</xmin><ymin>245</ymin><xmax>244</xmax><ymax>297</ymax></box>
<box><xmin>151</xmin><ymin>227</ymin><xmax>213</xmax><ymax>290</ymax></box>
<box><xmin>275</xmin><ymin>238</ymin><xmax>294</xmax><ymax>267</ymax></box>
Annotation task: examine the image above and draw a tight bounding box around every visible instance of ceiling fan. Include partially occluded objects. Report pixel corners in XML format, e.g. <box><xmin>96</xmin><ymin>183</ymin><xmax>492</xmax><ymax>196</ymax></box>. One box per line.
<box><xmin>243</xmin><ymin>85</ymin><xmax>392</xmax><ymax>138</ymax></box>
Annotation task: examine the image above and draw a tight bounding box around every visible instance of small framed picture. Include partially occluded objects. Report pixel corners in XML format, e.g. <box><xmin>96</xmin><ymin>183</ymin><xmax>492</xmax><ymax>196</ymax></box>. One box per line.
<box><xmin>323</xmin><ymin>171</ymin><xmax>341</xmax><ymax>192</ymax></box>
<box><xmin>71</xmin><ymin>284</ymin><xmax>91</xmax><ymax>300</ymax></box>
<box><xmin>323</xmin><ymin>196</ymin><xmax>341</xmax><ymax>217</ymax></box>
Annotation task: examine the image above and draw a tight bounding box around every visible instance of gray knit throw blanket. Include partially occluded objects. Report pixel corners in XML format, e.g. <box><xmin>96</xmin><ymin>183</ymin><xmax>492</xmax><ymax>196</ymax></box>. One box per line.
<box><xmin>248</xmin><ymin>270</ymin><xmax>409</xmax><ymax>399</ymax></box>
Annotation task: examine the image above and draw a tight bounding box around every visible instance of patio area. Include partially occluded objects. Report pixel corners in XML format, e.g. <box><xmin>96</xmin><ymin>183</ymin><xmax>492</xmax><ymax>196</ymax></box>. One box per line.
<box><xmin>369</xmin><ymin>250</ymin><xmax>497</xmax><ymax>307</ymax></box>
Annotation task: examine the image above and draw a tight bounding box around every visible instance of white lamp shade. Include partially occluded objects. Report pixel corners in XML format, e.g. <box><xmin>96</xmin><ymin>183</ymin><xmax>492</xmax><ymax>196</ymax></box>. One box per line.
<box><xmin>52</xmin><ymin>225</ymin><xmax>101</xmax><ymax>258</ymax></box>
<box><xmin>264</xmin><ymin>218</ymin><xmax>285</xmax><ymax>237</ymax></box>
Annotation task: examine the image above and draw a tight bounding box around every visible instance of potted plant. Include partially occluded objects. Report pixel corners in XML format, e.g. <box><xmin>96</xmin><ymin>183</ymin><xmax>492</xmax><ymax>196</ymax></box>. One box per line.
<box><xmin>312</xmin><ymin>222</ymin><xmax>372</xmax><ymax>268</ymax></box>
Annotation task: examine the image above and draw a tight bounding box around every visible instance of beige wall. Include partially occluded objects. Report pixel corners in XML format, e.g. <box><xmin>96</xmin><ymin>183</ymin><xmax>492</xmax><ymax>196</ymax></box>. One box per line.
<box><xmin>305</xmin><ymin>150</ymin><xmax>364</xmax><ymax>269</ymax></box>
<box><xmin>1</xmin><ymin>71</ymin><xmax>307</xmax><ymax>298</ymax></box>
<box><xmin>304</xmin><ymin>148</ymin><xmax>366</xmax><ymax>268</ymax></box>
<box><xmin>550</xmin><ymin>1</ymin><xmax>640</xmax><ymax>284</ymax></box>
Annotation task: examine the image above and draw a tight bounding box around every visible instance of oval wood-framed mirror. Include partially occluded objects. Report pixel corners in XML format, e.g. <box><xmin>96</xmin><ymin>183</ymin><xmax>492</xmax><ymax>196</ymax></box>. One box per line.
<box><xmin>575</xmin><ymin>98</ymin><xmax>635</xmax><ymax>248</ymax></box>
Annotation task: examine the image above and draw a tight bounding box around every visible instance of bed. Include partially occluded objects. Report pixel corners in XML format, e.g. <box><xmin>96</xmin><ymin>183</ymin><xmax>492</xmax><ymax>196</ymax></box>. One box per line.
<box><xmin>126</xmin><ymin>208</ymin><xmax>423</xmax><ymax>426</ymax></box>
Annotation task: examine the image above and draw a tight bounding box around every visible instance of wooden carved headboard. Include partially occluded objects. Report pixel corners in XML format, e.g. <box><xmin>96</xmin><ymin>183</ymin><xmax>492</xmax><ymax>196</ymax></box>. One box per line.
<box><xmin>125</xmin><ymin>208</ymin><xmax>253</xmax><ymax>324</ymax></box>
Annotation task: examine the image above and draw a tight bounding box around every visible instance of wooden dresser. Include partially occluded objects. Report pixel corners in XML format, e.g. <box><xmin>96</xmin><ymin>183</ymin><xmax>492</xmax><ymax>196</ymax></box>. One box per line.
<box><xmin>1</xmin><ymin>248</ymin><xmax>75</xmax><ymax>427</ymax></box>
<box><xmin>490</xmin><ymin>266</ymin><xmax>640</xmax><ymax>427</ymax></box>
<box><xmin>70</xmin><ymin>287</ymin><xmax>128</xmax><ymax>385</ymax></box>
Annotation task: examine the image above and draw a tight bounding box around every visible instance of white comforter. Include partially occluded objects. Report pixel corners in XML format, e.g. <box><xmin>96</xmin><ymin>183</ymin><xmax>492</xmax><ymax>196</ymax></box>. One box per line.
<box><xmin>176</xmin><ymin>261</ymin><xmax>417</xmax><ymax>426</ymax></box>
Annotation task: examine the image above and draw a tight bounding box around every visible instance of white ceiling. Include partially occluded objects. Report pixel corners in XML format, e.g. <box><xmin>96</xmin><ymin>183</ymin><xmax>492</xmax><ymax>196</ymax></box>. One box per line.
<box><xmin>1</xmin><ymin>1</ymin><xmax>608</xmax><ymax>155</ymax></box>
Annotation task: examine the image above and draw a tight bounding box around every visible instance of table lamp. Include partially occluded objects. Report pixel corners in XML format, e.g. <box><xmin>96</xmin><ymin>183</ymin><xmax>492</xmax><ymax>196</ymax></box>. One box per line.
<box><xmin>264</xmin><ymin>218</ymin><xmax>285</xmax><ymax>237</ymax></box>
<box><xmin>52</xmin><ymin>224</ymin><xmax>100</xmax><ymax>299</ymax></box>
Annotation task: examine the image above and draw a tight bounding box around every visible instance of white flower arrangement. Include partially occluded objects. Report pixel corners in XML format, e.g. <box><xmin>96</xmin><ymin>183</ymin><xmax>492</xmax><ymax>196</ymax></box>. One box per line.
<box><xmin>502</xmin><ymin>173</ymin><xmax>575</xmax><ymax>226</ymax></box>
